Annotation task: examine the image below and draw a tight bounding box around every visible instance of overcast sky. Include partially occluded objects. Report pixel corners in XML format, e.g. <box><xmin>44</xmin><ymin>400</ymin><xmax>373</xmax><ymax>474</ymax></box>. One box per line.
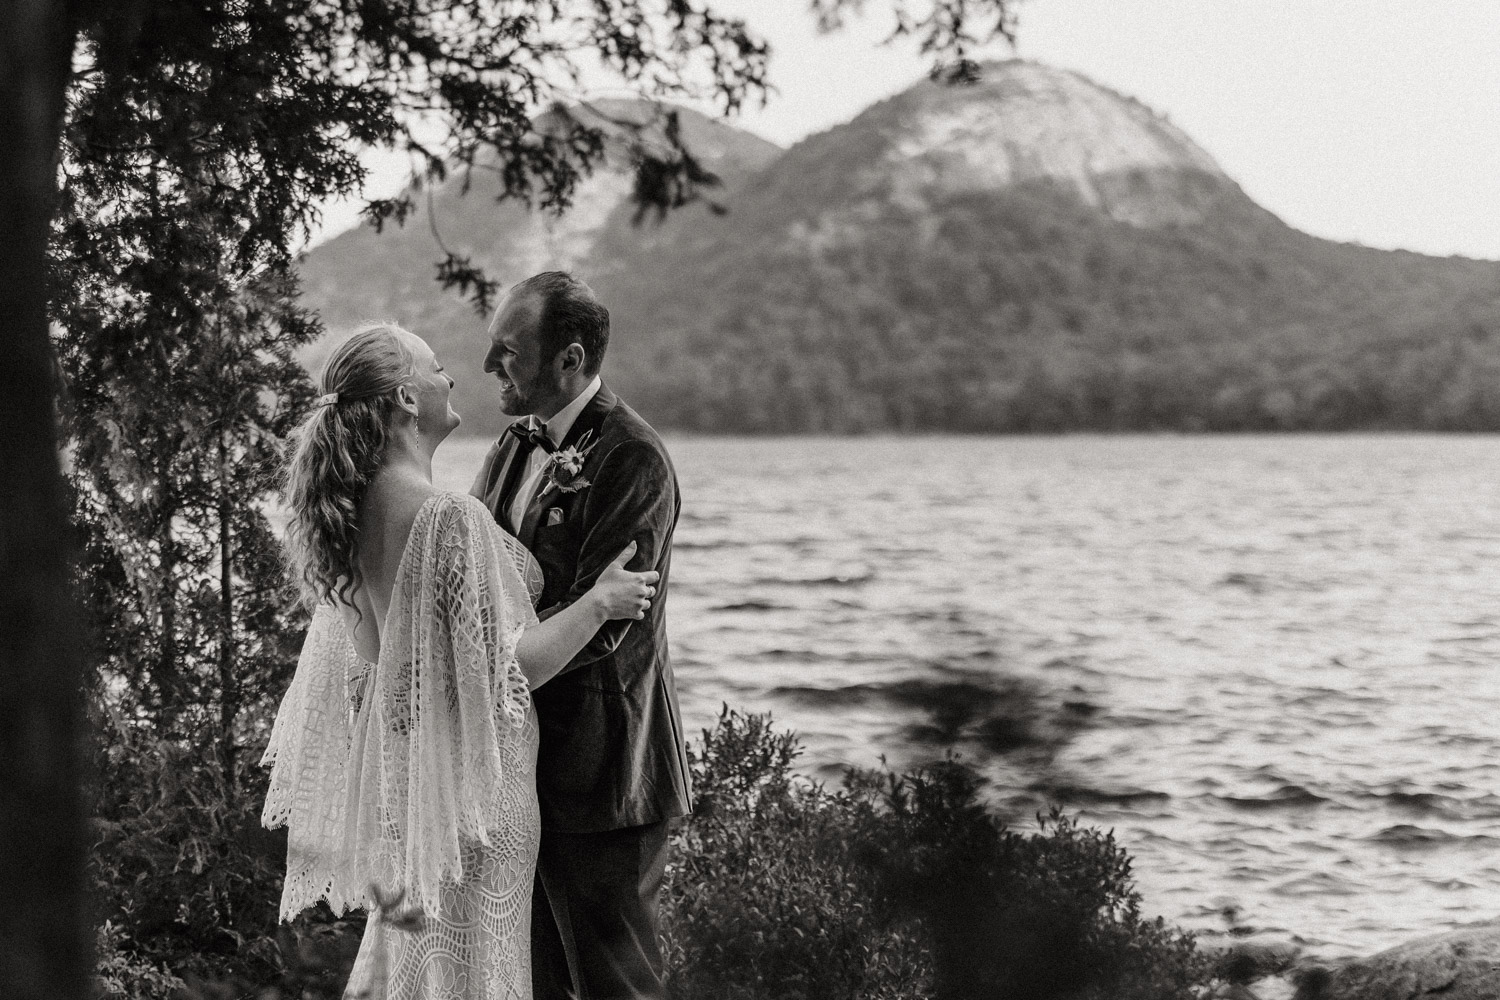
<box><xmin>310</xmin><ymin>0</ymin><xmax>1500</xmax><ymax>260</ymax></box>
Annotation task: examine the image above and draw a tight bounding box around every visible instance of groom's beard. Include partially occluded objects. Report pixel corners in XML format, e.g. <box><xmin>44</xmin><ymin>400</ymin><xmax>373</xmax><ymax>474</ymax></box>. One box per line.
<box><xmin>496</xmin><ymin>371</ymin><xmax>560</xmax><ymax>417</ymax></box>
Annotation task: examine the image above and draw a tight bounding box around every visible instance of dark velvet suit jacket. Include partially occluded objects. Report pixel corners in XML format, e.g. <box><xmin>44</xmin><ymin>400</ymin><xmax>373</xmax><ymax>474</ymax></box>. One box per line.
<box><xmin>470</xmin><ymin>382</ymin><xmax>693</xmax><ymax>834</ymax></box>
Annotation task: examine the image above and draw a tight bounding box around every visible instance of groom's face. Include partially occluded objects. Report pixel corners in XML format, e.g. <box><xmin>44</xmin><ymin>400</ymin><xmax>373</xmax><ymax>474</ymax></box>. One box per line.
<box><xmin>484</xmin><ymin>291</ymin><xmax>559</xmax><ymax>417</ymax></box>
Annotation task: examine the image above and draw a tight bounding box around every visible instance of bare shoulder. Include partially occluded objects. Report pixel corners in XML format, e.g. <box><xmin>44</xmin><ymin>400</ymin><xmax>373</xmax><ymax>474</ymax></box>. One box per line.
<box><xmin>359</xmin><ymin>480</ymin><xmax>443</xmax><ymax>575</ymax></box>
<box><xmin>366</xmin><ymin>475</ymin><xmax>442</xmax><ymax>517</ymax></box>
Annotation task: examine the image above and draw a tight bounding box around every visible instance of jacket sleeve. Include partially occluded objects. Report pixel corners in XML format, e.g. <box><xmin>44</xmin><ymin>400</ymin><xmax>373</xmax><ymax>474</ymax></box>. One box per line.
<box><xmin>539</xmin><ymin>438</ymin><xmax>676</xmax><ymax>674</ymax></box>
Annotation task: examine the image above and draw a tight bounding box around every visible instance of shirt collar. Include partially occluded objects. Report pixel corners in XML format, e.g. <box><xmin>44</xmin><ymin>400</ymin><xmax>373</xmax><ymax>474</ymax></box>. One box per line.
<box><xmin>533</xmin><ymin>374</ymin><xmax>601</xmax><ymax>448</ymax></box>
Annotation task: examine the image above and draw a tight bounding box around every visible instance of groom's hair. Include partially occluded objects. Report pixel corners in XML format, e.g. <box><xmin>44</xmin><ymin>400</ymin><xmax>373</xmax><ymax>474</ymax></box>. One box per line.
<box><xmin>514</xmin><ymin>270</ymin><xmax>610</xmax><ymax>376</ymax></box>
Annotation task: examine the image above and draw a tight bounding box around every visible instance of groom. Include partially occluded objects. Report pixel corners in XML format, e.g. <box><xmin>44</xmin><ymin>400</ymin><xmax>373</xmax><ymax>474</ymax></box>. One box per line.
<box><xmin>469</xmin><ymin>271</ymin><xmax>692</xmax><ymax>1000</ymax></box>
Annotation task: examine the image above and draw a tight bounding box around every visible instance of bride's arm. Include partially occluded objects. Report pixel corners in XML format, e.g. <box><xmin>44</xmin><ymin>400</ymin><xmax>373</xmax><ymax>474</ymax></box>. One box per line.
<box><xmin>514</xmin><ymin>540</ymin><xmax>656</xmax><ymax>689</ymax></box>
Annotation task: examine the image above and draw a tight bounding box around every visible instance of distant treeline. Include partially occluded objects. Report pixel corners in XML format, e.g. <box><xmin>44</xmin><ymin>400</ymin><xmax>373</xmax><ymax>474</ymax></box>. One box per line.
<box><xmin>301</xmin><ymin>173</ymin><xmax>1500</xmax><ymax>436</ymax></box>
<box><xmin>615</xmin><ymin>325</ymin><xmax>1500</xmax><ymax>434</ymax></box>
<box><xmin>598</xmin><ymin>182</ymin><xmax>1500</xmax><ymax>433</ymax></box>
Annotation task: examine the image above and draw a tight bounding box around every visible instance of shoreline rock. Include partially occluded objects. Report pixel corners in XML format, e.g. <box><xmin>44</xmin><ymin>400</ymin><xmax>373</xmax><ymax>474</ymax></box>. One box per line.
<box><xmin>1297</xmin><ymin>922</ymin><xmax>1500</xmax><ymax>1000</ymax></box>
<box><xmin>1230</xmin><ymin>922</ymin><xmax>1500</xmax><ymax>1000</ymax></box>
<box><xmin>1209</xmin><ymin>938</ymin><xmax>1304</xmax><ymax>984</ymax></box>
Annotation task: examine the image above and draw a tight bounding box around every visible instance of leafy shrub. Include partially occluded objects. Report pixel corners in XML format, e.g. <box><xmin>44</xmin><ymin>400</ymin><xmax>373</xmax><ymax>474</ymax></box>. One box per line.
<box><xmin>93</xmin><ymin>704</ymin><xmax>1211</xmax><ymax>1000</ymax></box>
<box><xmin>663</xmin><ymin>710</ymin><xmax>930</xmax><ymax>1000</ymax></box>
<box><xmin>88</xmin><ymin>719</ymin><xmax>360</xmax><ymax>1000</ymax></box>
<box><xmin>95</xmin><ymin>921</ymin><xmax>184</xmax><ymax>1000</ymax></box>
<box><xmin>663</xmin><ymin>707</ymin><xmax>1214</xmax><ymax>1000</ymax></box>
<box><xmin>88</xmin><ymin>722</ymin><xmax>288</xmax><ymax>988</ymax></box>
<box><xmin>871</xmin><ymin>764</ymin><xmax>1208</xmax><ymax>1000</ymax></box>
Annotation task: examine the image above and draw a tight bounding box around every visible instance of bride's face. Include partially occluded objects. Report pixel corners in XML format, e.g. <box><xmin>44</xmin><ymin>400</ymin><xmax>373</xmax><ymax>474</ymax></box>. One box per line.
<box><xmin>398</xmin><ymin>331</ymin><xmax>461</xmax><ymax>441</ymax></box>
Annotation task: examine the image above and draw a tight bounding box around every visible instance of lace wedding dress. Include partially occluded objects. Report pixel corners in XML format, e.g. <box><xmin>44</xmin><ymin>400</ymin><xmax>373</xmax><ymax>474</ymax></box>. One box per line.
<box><xmin>263</xmin><ymin>492</ymin><xmax>545</xmax><ymax>1000</ymax></box>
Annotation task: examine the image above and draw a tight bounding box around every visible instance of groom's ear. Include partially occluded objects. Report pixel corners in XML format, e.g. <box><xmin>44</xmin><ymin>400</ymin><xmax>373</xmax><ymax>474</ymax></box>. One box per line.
<box><xmin>557</xmin><ymin>343</ymin><xmax>587</xmax><ymax>375</ymax></box>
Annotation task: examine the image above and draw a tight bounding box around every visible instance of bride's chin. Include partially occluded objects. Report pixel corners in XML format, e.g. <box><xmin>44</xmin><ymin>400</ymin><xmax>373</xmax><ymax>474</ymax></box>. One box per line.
<box><xmin>427</xmin><ymin>412</ymin><xmax>461</xmax><ymax>445</ymax></box>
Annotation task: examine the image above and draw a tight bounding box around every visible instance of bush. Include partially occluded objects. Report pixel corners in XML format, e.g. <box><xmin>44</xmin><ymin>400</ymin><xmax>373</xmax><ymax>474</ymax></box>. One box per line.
<box><xmin>95</xmin><ymin>922</ymin><xmax>184</xmax><ymax>1000</ymax></box>
<box><xmin>663</xmin><ymin>710</ymin><xmax>930</xmax><ymax>1000</ymax></box>
<box><xmin>88</xmin><ymin>720</ymin><xmax>360</xmax><ymax>1000</ymax></box>
<box><xmin>663</xmin><ymin>706</ymin><xmax>1214</xmax><ymax>1000</ymax></box>
<box><xmin>88</xmin><ymin>721</ymin><xmax>287</xmax><ymax>988</ymax></box>
<box><xmin>93</xmin><ymin>705</ymin><xmax>1212</xmax><ymax>1000</ymax></box>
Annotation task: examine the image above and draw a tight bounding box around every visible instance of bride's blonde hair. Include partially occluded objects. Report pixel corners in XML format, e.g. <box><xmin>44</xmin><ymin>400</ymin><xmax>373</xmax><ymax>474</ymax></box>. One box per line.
<box><xmin>284</xmin><ymin>324</ymin><xmax>418</xmax><ymax>608</ymax></box>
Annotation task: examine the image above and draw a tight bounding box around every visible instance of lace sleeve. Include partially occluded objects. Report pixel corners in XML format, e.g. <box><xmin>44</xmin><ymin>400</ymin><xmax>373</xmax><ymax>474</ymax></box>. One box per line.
<box><xmin>339</xmin><ymin>494</ymin><xmax>539</xmax><ymax>916</ymax></box>
<box><xmin>261</xmin><ymin>495</ymin><xmax>540</xmax><ymax>920</ymax></box>
<box><xmin>261</xmin><ymin>603</ymin><xmax>369</xmax><ymax>918</ymax></box>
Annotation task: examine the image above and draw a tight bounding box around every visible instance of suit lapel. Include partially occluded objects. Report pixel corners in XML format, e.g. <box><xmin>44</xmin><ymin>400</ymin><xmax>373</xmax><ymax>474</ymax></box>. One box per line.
<box><xmin>518</xmin><ymin>382</ymin><xmax>618</xmax><ymax>550</ymax></box>
<box><xmin>488</xmin><ymin>428</ymin><xmax>530</xmax><ymax>534</ymax></box>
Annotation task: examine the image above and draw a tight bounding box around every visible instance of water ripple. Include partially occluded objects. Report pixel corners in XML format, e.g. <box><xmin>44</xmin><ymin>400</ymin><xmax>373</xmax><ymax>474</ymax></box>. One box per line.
<box><xmin>433</xmin><ymin>433</ymin><xmax>1500</xmax><ymax>963</ymax></box>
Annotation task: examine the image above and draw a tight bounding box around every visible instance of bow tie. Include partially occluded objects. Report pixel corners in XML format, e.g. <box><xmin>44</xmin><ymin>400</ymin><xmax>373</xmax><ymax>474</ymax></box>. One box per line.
<box><xmin>508</xmin><ymin>420</ymin><xmax>555</xmax><ymax>454</ymax></box>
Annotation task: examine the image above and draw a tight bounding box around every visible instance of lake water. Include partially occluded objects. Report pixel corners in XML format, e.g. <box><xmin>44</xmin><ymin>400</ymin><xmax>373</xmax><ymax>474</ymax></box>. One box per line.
<box><xmin>433</xmin><ymin>433</ymin><xmax>1500</xmax><ymax>961</ymax></box>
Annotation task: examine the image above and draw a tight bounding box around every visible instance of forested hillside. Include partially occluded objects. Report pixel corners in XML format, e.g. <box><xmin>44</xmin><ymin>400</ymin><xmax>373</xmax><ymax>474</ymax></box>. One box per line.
<box><xmin>300</xmin><ymin>62</ymin><xmax>1500</xmax><ymax>433</ymax></box>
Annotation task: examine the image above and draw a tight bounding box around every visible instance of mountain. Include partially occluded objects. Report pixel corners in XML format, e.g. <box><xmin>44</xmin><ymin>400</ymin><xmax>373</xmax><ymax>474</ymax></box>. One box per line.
<box><xmin>296</xmin><ymin>101</ymin><xmax>782</xmax><ymax>433</ymax></box>
<box><xmin>300</xmin><ymin>62</ymin><xmax>1500</xmax><ymax>433</ymax></box>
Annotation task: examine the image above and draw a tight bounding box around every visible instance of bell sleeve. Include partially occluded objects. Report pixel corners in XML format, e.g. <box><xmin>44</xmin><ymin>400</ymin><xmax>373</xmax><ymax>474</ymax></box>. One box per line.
<box><xmin>262</xmin><ymin>494</ymin><xmax>539</xmax><ymax>920</ymax></box>
<box><xmin>260</xmin><ymin>602</ymin><xmax>368</xmax><ymax>919</ymax></box>
<box><xmin>338</xmin><ymin>494</ymin><xmax>538</xmax><ymax>916</ymax></box>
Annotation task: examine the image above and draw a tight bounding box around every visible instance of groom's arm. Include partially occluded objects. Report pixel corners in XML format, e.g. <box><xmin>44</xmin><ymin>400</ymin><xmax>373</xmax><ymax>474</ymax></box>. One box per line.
<box><xmin>538</xmin><ymin>438</ymin><xmax>675</xmax><ymax>674</ymax></box>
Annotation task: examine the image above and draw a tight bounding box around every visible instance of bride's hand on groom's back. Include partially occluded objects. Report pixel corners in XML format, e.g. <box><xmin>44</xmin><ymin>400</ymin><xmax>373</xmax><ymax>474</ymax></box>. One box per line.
<box><xmin>591</xmin><ymin>540</ymin><xmax>659</xmax><ymax>621</ymax></box>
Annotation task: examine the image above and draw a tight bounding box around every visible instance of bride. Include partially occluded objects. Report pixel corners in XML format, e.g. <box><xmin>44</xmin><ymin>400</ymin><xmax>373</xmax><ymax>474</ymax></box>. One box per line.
<box><xmin>261</xmin><ymin>324</ymin><xmax>657</xmax><ymax>999</ymax></box>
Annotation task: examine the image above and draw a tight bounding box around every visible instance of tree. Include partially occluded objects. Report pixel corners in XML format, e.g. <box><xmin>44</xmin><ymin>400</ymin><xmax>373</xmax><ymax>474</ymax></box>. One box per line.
<box><xmin>1</xmin><ymin>4</ymin><xmax>91</xmax><ymax>998</ymax></box>
<box><xmin>1</xmin><ymin>1</ymin><xmax>1020</xmax><ymax>996</ymax></box>
<box><xmin>52</xmin><ymin>1</ymin><xmax>771</xmax><ymax>986</ymax></box>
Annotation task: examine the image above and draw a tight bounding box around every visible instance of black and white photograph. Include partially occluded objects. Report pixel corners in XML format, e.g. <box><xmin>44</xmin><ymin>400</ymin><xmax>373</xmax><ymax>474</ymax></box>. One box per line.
<box><xmin>4</xmin><ymin>1</ymin><xmax>1500</xmax><ymax>998</ymax></box>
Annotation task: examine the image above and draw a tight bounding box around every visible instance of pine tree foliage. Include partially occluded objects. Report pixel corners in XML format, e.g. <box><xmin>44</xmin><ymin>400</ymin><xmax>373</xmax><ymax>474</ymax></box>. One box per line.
<box><xmin>40</xmin><ymin>0</ymin><xmax>1016</xmax><ymax>988</ymax></box>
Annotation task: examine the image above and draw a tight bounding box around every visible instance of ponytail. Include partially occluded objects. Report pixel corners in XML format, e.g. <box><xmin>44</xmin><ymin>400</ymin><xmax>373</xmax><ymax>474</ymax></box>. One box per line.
<box><xmin>284</xmin><ymin>325</ymin><xmax>416</xmax><ymax>608</ymax></box>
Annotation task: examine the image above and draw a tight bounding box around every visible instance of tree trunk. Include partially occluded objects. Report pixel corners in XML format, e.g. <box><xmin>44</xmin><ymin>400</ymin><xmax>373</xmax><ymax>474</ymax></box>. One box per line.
<box><xmin>157</xmin><ymin>512</ymin><xmax>181</xmax><ymax>727</ymax></box>
<box><xmin>217</xmin><ymin>431</ymin><xmax>238</xmax><ymax>791</ymax></box>
<box><xmin>0</xmin><ymin>2</ymin><xmax>91</xmax><ymax>999</ymax></box>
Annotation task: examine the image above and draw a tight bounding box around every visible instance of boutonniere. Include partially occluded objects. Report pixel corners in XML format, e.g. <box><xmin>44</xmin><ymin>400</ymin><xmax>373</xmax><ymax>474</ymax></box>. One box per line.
<box><xmin>539</xmin><ymin>430</ymin><xmax>597</xmax><ymax>496</ymax></box>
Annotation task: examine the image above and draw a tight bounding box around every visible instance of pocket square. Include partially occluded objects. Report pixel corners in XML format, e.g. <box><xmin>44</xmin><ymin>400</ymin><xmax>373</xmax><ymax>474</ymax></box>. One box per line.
<box><xmin>546</xmin><ymin>508</ymin><xmax>565</xmax><ymax>527</ymax></box>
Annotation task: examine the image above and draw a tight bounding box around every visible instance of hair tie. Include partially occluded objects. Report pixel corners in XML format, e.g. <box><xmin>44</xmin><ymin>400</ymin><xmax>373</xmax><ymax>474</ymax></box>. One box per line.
<box><xmin>315</xmin><ymin>392</ymin><xmax>339</xmax><ymax>408</ymax></box>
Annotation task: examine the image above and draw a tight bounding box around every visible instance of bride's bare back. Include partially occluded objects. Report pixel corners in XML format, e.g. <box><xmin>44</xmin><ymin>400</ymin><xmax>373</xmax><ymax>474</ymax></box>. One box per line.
<box><xmin>341</xmin><ymin>474</ymin><xmax>441</xmax><ymax>663</ymax></box>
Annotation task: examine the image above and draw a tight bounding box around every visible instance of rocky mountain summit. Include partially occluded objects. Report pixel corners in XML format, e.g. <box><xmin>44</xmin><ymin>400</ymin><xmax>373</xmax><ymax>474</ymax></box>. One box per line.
<box><xmin>799</xmin><ymin>59</ymin><xmax>1230</xmax><ymax>226</ymax></box>
<box><xmin>299</xmin><ymin>60</ymin><xmax>1500</xmax><ymax>434</ymax></box>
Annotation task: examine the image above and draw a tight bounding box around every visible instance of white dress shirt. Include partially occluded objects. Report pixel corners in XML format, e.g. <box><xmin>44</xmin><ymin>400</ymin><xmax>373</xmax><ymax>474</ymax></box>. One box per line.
<box><xmin>507</xmin><ymin>375</ymin><xmax>602</xmax><ymax>530</ymax></box>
